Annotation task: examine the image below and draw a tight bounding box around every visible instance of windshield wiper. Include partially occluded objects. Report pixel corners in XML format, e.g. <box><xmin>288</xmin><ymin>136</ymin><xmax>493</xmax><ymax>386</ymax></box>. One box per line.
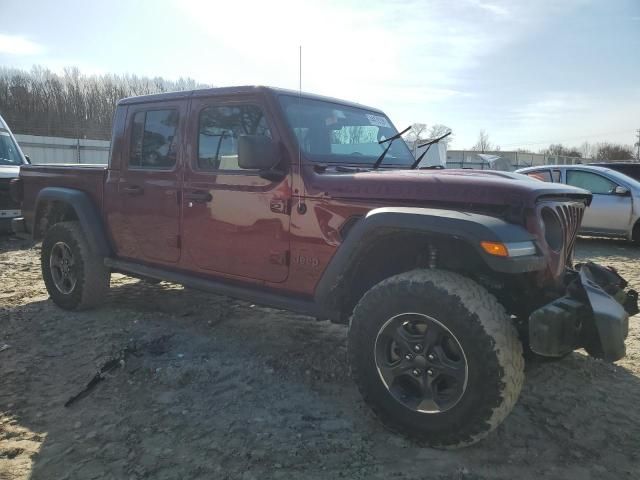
<box><xmin>372</xmin><ymin>125</ymin><xmax>412</xmax><ymax>170</ymax></box>
<box><xmin>409</xmin><ymin>131</ymin><xmax>452</xmax><ymax>169</ymax></box>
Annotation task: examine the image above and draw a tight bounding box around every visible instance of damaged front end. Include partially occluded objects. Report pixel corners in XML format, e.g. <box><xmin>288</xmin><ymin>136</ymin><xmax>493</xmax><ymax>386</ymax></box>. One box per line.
<box><xmin>528</xmin><ymin>262</ymin><xmax>638</xmax><ymax>362</ymax></box>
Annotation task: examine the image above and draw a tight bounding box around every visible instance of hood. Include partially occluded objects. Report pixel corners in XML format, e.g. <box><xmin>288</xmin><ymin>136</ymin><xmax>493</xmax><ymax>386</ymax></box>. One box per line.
<box><xmin>311</xmin><ymin>168</ymin><xmax>591</xmax><ymax>209</ymax></box>
<box><xmin>0</xmin><ymin>165</ymin><xmax>20</xmax><ymax>179</ymax></box>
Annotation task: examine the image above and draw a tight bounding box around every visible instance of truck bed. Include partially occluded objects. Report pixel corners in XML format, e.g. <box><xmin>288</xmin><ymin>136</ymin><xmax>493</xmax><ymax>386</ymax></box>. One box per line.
<box><xmin>19</xmin><ymin>164</ymin><xmax>107</xmax><ymax>233</ymax></box>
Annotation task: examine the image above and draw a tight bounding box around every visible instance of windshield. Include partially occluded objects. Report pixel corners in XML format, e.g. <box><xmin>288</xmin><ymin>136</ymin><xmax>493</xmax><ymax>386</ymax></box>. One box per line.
<box><xmin>0</xmin><ymin>131</ymin><xmax>25</xmax><ymax>166</ymax></box>
<box><xmin>605</xmin><ymin>168</ymin><xmax>640</xmax><ymax>190</ymax></box>
<box><xmin>279</xmin><ymin>95</ymin><xmax>414</xmax><ymax>166</ymax></box>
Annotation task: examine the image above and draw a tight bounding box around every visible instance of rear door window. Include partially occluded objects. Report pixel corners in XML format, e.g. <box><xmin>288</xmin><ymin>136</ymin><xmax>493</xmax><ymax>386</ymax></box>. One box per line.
<box><xmin>129</xmin><ymin>109</ymin><xmax>179</xmax><ymax>169</ymax></box>
<box><xmin>525</xmin><ymin>170</ymin><xmax>552</xmax><ymax>182</ymax></box>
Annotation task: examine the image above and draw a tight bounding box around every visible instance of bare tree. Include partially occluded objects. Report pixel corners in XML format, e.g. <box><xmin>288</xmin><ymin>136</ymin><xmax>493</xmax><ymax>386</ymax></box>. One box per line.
<box><xmin>542</xmin><ymin>144</ymin><xmax>582</xmax><ymax>158</ymax></box>
<box><xmin>403</xmin><ymin>123</ymin><xmax>455</xmax><ymax>156</ymax></box>
<box><xmin>579</xmin><ymin>141</ymin><xmax>595</xmax><ymax>159</ymax></box>
<box><xmin>472</xmin><ymin>129</ymin><xmax>492</xmax><ymax>153</ymax></box>
<box><xmin>595</xmin><ymin>143</ymin><xmax>634</xmax><ymax>161</ymax></box>
<box><xmin>404</xmin><ymin>123</ymin><xmax>428</xmax><ymax>155</ymax></box>
<box><xmin>0</xmin><ymin>65</ymin><xmax>212</xmax><ymax>140</ymax></box>
<box><xmin>409</xmin><ymin>123</ymin><xmax>428</xmax><ymax>141</ymax></box>
<box><xmin>427</xmin><ymin>124</ymin><xmax>453</xmax><ymax>146</ymax></box>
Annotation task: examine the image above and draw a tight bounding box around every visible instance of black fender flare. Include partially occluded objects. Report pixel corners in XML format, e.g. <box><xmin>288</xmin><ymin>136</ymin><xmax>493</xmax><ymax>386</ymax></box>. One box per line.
<box><xmin>314</xmin><ymin>206</ymin><xmax>543</xmax><ymax>315</ymax></box>
<box><xmin>34</xmin><ymin>187</ymin><xmax>111</xmax><ymax>257</ymax></box>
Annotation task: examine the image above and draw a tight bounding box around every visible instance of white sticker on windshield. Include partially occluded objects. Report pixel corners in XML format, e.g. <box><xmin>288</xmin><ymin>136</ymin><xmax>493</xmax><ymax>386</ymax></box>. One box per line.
<box><xmin>365</xmin><ymin>114</ymin><xmax>391</xmax><ymax>128</ymax></box>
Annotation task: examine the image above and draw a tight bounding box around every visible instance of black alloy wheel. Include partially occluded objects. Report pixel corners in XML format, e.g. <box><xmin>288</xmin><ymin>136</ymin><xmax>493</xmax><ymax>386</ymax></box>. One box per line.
<box><xmin>374</xmin><ymin>312</ymin><xmax>468</xmax><ymax>413</ymax></box>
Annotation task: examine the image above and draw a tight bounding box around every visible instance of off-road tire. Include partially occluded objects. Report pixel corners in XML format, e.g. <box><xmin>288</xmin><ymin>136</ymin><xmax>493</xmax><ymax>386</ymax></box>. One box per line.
<box><xmin>41</xmin><ymin>221</ymin><xmax>110</xmax><ymax>310</ymax></box>
<box><xmin>348</xmin><ymin>269</ymin><xmax>524</xmax><ymax>448</ymax></box>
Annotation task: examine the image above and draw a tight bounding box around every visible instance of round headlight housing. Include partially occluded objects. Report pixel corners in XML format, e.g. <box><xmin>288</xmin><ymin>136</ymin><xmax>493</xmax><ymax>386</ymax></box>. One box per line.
<box><xmin>541</xmin><ymin>207</ymin><xmax>563</xmax><ymax>252</ymax></box>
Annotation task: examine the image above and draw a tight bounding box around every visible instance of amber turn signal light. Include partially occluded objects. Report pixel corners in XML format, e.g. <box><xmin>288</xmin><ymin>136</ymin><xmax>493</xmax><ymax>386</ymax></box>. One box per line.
<box><xmin>480</xmin><ymin>241</ymin><xmax>509</xmax><ymax>257</ymax></box>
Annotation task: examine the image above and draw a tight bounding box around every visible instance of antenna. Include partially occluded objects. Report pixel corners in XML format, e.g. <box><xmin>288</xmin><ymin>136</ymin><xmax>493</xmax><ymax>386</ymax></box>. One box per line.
<box><xmin>299</xmin><ymin>45</ymin><xmax>302</xmax><ymax>94</ymax></box>
<box><xmin>299</xmin><ymin>44</ymin><xmax>302</xmax><ymax>174</ymax></box>
<box><xmin>297</xmin><ymin>45</ymin><xmax>307</xmax><ymax>213</ymax></box>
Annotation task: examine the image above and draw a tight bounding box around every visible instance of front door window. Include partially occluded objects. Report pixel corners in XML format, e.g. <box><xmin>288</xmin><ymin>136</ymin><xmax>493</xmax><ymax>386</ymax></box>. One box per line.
<box><xmin>197</xmin><ymin>105</ymin><xmax>271</xmax><ymax>171</ymax></box>
<box><xmin>566</xmin><ymin>170</ymin><xmax>616</xmax><ymax>194</ymax></box>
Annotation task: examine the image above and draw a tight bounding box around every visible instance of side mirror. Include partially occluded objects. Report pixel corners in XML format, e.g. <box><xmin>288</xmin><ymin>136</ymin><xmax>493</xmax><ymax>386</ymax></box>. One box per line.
<box><xmin>238</xmin><ymin>135</ymin><xmax>279</xmax><ymax>170</ymax></box>
<box><xmin>614</xmin><ymin>185</ymin><xmax>630</xmax><ymax>196</ymax></box>
<box><xmin>24</xmin><ymin>154</ymin><xmax>31</xmax><ymax>164</ymax></box>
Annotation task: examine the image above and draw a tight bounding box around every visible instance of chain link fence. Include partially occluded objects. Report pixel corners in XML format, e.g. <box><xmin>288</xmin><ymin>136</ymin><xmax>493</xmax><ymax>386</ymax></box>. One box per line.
<box><xmin>15</xmin><ymin>134</ymin><xmax>110</xmax><ymax>164</ymax></box>
<box><xmin>6</xmin><ymin>118</ymin><xmax>112</xmax><ymax>141</ymax></box>
<box><xmin>446</xmin><ymin>150</ymin><xmax>586</xmax><ymax>171</ymax></box>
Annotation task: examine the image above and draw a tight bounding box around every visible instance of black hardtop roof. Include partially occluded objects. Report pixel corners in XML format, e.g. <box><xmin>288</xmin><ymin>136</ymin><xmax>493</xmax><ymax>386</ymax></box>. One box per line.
<box><xmin>117</xmin><ymin>85</ymin><xmax>384</xmax><ymax>113</ymax></box>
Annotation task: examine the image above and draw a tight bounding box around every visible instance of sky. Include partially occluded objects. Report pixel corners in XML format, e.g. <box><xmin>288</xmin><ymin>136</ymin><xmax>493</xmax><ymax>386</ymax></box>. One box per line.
<box><xmin>0</xmin><ymin>0</ymin><xmax>639</xmax><ymax>151</ymax></box>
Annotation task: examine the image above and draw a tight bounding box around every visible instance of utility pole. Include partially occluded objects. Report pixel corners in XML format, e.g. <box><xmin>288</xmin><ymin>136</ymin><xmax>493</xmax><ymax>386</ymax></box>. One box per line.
<box><xmin>636</xmin><ymin>129</ymin><xmax>640</xmax><ymax>162</ymax></box>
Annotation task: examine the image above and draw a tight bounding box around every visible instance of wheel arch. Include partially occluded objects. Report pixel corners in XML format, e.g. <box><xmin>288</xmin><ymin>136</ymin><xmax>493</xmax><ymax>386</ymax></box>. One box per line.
<box><xmin>33</xmin><ymin>187</ymin><xmax>111</xmax><ymax>257</ymax></box>
<box><xmin>314</xmin><ymin>207</ymin><xmax>541</xmax><ymax>322</ymax></box>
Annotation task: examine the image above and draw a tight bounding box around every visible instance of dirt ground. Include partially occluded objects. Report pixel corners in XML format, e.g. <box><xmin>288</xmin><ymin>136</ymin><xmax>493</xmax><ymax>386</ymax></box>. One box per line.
<box><xmin>0</xmin><ymin>235</ymin><xmax>639</xmax><ymax>480</ymax></box>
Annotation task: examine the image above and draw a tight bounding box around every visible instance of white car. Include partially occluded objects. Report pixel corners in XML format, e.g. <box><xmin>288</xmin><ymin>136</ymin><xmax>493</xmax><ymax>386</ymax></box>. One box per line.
<box><xmin>516</xmin><ymin>165</ymin><xmax>640</xmax><ymax>243</ymax></box>
<box><xmin>0</xmin><ymin>114</ymin><xmax>29</xmax><ymax>232</ymax></box>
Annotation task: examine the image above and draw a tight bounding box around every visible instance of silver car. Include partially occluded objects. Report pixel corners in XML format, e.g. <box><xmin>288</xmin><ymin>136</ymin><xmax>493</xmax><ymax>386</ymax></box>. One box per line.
<box><xmin>516</xmin><ymin>165</ymin><xmax>640</xmax><ymax>242</ymax></box>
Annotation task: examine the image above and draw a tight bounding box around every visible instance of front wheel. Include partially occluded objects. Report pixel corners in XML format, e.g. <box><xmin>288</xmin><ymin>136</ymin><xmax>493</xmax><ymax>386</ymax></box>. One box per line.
<box><xmin>348</xmin><ymin>269</ymin><xmax>524</xmax><ymax>448</ymax></box>
<box><xmin>41</xmin><ymin>221</ymin><xmax>110</xmax><ymax>310</ymax></box>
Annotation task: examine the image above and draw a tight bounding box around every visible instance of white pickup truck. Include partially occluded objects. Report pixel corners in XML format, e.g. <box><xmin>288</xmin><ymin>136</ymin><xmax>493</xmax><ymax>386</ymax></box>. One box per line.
<box><xmin>0</xmin><ymin>114</ymin><xmax>29</xmax><ymax>232</ymax></box>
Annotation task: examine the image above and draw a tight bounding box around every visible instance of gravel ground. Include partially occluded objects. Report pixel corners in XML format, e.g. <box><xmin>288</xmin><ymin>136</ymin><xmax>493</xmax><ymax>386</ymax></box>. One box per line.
<box><xmin>0</xmin><ymin>235</ymin><xmax>639</xmax><ymax>480</ymax></box>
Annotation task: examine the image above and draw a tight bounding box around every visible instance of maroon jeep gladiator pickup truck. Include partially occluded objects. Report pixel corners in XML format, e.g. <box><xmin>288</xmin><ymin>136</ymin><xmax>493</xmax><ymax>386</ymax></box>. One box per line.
<box><xmin>10</xmin><ymin>86</ymin><xmax>638</xmax><ymax>447</ymax></box>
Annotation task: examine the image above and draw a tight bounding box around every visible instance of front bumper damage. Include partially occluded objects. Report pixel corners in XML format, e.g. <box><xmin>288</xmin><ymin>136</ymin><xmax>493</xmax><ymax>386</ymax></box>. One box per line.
<box><xmin>529</xmin><ymin>262</ymin><xmax>638</xmax><ymax>362</ymax></box>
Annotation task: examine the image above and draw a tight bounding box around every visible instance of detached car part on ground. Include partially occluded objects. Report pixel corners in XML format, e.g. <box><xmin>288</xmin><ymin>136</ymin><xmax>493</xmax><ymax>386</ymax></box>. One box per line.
<box><xmin>10</xmin><ymin>86</ymin><xmax>639</xmax><ymax>448</ymax></box>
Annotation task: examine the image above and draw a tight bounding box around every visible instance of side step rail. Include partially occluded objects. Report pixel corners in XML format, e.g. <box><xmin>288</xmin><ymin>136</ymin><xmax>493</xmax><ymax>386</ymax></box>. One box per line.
<box><xmin>104</xmin><ymin>258</ymin><xmax>320</xmax><ymax>317</ymax></box>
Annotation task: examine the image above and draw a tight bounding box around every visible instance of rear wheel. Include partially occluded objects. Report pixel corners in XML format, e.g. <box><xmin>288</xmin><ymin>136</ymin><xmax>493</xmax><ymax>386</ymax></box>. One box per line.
<box><xmin>348</xmin><ymin>269</ymin><xmax>524</xmax><ymax>448</ymax></box>
<box><xmin>42</xmin><ymin>221</ymin><xmax>110</xmax><ymax>310</ymax></box>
